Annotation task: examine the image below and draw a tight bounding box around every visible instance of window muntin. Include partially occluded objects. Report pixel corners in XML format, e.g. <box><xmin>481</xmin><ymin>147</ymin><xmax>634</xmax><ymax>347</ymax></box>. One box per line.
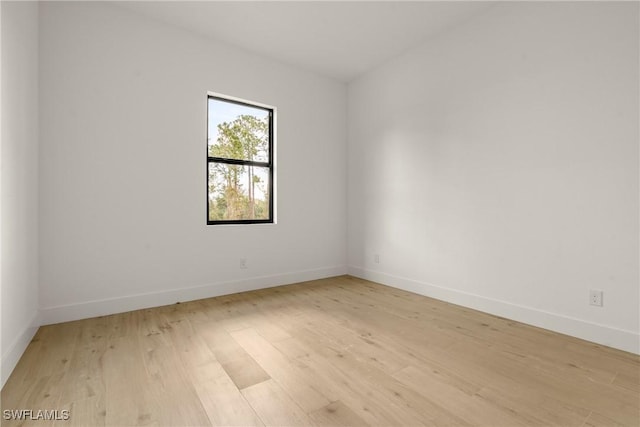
<box><xmin>207</xmin><ymin>95</ymin><xmax>274</xmax><ymax>224</ymax></box>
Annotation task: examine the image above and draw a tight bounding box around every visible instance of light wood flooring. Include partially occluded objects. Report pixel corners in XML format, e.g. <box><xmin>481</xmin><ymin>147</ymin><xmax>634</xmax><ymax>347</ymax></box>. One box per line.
<box><xmin>2</xmin><ymin>276</ymin><xmax>639</xmax><ymax>426</ymax></box>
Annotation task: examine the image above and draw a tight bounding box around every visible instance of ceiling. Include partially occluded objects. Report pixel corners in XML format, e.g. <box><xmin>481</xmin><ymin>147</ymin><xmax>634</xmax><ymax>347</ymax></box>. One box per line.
<box><xmin>116</xmin><ymin>1</ymin><xmax>495</xmax><ymax>82</ymax></box>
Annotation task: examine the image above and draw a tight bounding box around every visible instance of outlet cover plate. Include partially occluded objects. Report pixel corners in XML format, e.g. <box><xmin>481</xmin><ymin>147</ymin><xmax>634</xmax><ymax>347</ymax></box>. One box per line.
<box><xmin>589</xmin><ymin>289</ymin><xmax>603</xmax><ymax>307</ymax></box>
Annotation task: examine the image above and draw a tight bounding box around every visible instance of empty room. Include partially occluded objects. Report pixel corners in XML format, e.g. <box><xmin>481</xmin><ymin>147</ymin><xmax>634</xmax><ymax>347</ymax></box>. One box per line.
<box><xmin>1</xmin><ymin>1</ymin><xmax>638</xmax><ymax>426</ymax></box>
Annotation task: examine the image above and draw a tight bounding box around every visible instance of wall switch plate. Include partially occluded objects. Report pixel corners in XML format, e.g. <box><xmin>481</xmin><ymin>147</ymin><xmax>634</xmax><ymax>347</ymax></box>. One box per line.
<box><xmin>374</xmin><ymin>254</ymin><xmax>380</xmax><ymax>264</ymax></box>
<box><xmin>240</xmin><ymin>258</ymin><xmax>247</xmax><ymax>269</ymax></box>
<box><xmin>589</xmin><ymin>289</ymin><xmax>603</xmax><ymax>307</ymax></box>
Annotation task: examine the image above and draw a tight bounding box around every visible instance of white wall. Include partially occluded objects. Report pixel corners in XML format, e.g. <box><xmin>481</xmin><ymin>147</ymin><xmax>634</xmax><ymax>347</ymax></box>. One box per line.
<box><xmin>39</xmin><ymin>2</ymin><xmax>347</xmax><ymax>323</ymax></box>
<box><xmin>348</xmin><ymin>2</ymin><xmax>639</xmax><ymax>353</ymax></box>
<box><xmin>1</xmin><ymin>1</ymin><xmax>40</xmax><ymax>386</ymax></box>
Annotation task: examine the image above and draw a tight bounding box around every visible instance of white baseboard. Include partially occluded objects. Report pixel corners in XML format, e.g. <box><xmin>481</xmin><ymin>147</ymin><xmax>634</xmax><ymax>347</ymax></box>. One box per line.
<box><xmin>41</xmin><ymin>265</ymin><xmax>348</xmax><ymax>326</ymax></box>
<box><xmin>1</xmin><ymin>311</ymin><xmax>40</xmax><ymax>389</ymax></box>
<box><xmin>348</xmin><ymin>266</ymin><xmax>640</xmax><ymax>355</ymax></box>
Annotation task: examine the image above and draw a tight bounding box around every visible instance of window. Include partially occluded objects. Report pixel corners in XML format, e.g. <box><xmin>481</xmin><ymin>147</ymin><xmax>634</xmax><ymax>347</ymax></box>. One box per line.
<box><xmin>207</xmin><ymin>94</ymin><xmax>274</xmax><ymax>224</ymax></box>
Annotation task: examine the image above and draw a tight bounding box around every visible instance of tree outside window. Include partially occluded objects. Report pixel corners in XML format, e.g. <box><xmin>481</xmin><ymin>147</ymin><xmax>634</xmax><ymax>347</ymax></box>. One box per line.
<box><xmin>207</xmin><ymin>95</ymin><xmax>274</xmax><ymax>224</ymax></box>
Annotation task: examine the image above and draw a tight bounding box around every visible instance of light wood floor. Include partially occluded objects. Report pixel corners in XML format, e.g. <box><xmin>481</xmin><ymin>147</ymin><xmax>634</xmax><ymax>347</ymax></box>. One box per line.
<box><xmin>2</xmin><ymin>276</ymin><xmax>639</xmax><ymax>426</ymax></box>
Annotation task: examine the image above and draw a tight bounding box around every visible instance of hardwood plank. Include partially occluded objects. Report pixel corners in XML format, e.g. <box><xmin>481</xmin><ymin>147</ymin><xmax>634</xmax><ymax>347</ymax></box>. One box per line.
<box><xmin>231</xmin><ymin>327</ymin><xmax>332</xmax><ymax>412</ymax></box>
<box><xmin>66</xmin><ymin>396</ymin><xmax>106</xmax><ymax>427</ymax></box>
<box><xmin>241</xmin><ymin>379</ymin><xmax>313</xmax><ymax>426</ymax></box>
<box><xmin>135</xmin><ymin>312</ymin><xmax>212</xmax><ymax>427</ymax></box>
<box><xmin>612</xmin><ymin>370</ymin><xmax>640</xmax><ymax>394</ymax></box>
<box><xmin>221</xmin><ymin>355</ymin><xmax>271</xmax><ymax>390</ymax></box>
<box><xmin>308</xmin><ymin>401</ymin><xmax>369</xmax><ymax>427</ymax></box>
<box><xmin>290</xmin><ymin>326</ymin><xmax>468</xmax><ymax>426</ymax></box>
<box><xmin>157</xmin><ymin>310</ymin><xmax>263</xmax><ymax>426</ymax></box>
<box><xmin>187</xmin><ymin>360</ymin><xmax>264</xmax><ymax>427</ymax></box>
<box><xmin>584</xmin><ymin>411</ymin><xmax>626</xmax><ymax>427</ymax></box>
<box><xmin>57</xmin><ymin>317</ymin><xmax>107</xmax><ymax>414</ymax></box>
<box><xmin>103</xmin><ymin>334</ymin><xmax>158</xmax><ymax>426</ymax></box>
<box><xmin>392</xmin><ymin>365</ymin><xmax>529</xmax><ymax>426</ymax></box>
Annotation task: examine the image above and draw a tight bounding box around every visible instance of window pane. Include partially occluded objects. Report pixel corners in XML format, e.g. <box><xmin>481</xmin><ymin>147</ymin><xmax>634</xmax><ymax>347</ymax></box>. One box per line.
<box><xmin>208</xmin><ymin>98</ymin><xmax>269</xmax><ymax>162</ymax></box>
<box><xmin>208</xmin><ymin>162</ymin><xmax>271</xmax><ymax>221</ymax></box>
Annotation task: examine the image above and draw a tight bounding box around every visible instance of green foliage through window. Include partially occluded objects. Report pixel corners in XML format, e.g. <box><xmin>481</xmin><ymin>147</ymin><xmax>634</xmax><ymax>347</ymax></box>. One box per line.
<box><xmin>207</xmin><ymin>96</ymin><xmax>273</xmax><ymax>224</ymax></box>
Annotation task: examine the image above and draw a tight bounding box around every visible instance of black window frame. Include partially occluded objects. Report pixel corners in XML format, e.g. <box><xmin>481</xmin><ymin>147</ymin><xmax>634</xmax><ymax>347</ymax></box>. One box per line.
<box><xmin>207</xmin><ymin>94</ymin><xmax>275</xmax><ymax>225</ymax></box>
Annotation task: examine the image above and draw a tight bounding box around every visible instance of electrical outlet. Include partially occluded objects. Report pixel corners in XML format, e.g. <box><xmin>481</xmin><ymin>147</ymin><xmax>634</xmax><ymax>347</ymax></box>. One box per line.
<box><xmin>589</xmin><ymin>289</ymin><xmax>603</xmax><ymax>307</ymax></box>
<box><xmin>374</xmin><ymin>253</ymin><xmax>380</xmax><ymax>264</ymax></box>
<box><xmin>240</xmin><ymin>258</ymin><xmax>248</xmax><ymax>269</ymax></box>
